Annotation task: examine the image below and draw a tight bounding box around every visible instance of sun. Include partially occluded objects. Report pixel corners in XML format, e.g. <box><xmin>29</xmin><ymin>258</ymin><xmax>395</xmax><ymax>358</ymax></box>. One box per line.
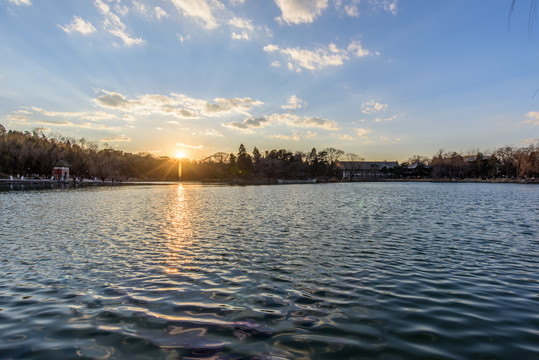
<box><xmin>175</xmin><ymin>151</ymin><xmax>186</xmax><ymax>159</ymax></box>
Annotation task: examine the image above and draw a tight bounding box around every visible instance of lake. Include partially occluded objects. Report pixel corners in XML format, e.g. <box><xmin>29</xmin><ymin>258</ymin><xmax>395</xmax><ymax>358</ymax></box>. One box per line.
<box><xmin>0</xmin><ymin>182</ymin><xmax>538</xmax><ymax>359</ymax></box>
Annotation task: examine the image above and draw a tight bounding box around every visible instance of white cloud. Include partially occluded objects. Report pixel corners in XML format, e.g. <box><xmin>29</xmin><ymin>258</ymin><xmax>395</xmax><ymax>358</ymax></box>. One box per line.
<box><xmin>232</xmin><ymin>32</ymin><xmax>249</xmax><ymax>40</ymax></box>
<box><xmin>264</xmin><ymin>44</ymin><xmax>279</xmax><ymax>52</ymax></box>
<box><xmin>378</xmin><ymin>135</ymin><xmax>401</xmax><ymax>143</ymax></box>
<box><xmin>204</xmin><ymin>97</ymin><xmax>264</xmax><ymax>116</ymax></box>
<box><xmin>362</xmin><ymin>100</ymin><xmax>388</xmax><ymax>114</ymax></box>
<box><xmin>205</xmin><ymin>129</ymin><xmax>224</xmax><ymax>137</ymax></box>
<box><xmin>270</xmin><ymin>130</ymin><xmax>316</xmax><ymax>141</ymax></box>
<box><xmin>355</xmin><ymin>128</ymin><xmax>372</xmax><ymax>137</ymax></box>
<box><xmin>176</xmin><ymin>142</ymin><xmax>204</xmax><ymax>149</ymax></box>
<box><xmin>155</xmin><ymin>7</ymin><xmax>168</xmax><ymax>19</ymax></box>
<box><xmin>523</xmin><ymin>138</ymin><xmax>539</xmax><ymax>144</ymax></box>
<box><xmin>228</xmin><ymin>16</ymin><xmax>254</xmax><ymax>31</ymax></box>
<box><xmin>33</xmin><ymin>118</ymin><xmax>120</xmax><ymax>130</ymax></box>
<box><xmin>132</xmin><ymin>1</ymin><xmax>147</xmax><ymax>14</ymax></box>
<box><xmin>30</xmin><ymin>107</ymin><xmax>86</xmax><ymax>118</ymax></box>
<box><xmin>270</xmin><ymin>60</ymin><xmax>281</xmax><ymax>67</ymax></box>
<box><xmin>228</xmin><ymin>16</ymin><xmax>254</xmax><ymax>40</ymax></box>
<box><xmin>7</xmin><ymin>114</ymin><xmax>31</xmax><ymax>122</ymax></box>
<box><xmin>374</xmin><ymin>114</ymin><xmax>401</xmax><ymax>122</ymax></box>
<box><xmin>82</xmin><ymin>111</ymin><xmax>116</xmax><ymax>122</ymax></box>
<box><xmin>525</xmin><ymin>111</ymin><xmax>539</xmax><ymax>125</ymax></box>
<box><xmin>8</xmin><ymin>106</ymin><xmax>121</xmax><ymax>131</ymax></box>
<box><xmin>383</xmin><ymin>0</ymin><xmax>398</xmax><ymax>15</ymax></box>
<box><xmin>344</xmin><ymin>1</ymin><xmax>359</xmax><ymax>17</ymax></box>
<box><xmin>193</xmin><ymin>129</ymin><xmax>224</xmax><ymax>137</ymax></box>
<box><xmin>95</xmin><ymin>0</ymin><xmax>144</xmax><ymax>46</ymax></box>
<box><xmin>339</xmin><ymin>134</ymin><xmax>354</xmax><ymax>140</ymax></box>
<box><xmin>133</xmin><ymin>2</ymin><xmax>168</xmax><ymax>20</ymax></box>
<box><xmin>58</xmin><ymin>16</ymin><xmax>96</xmax><ymax>34</ymax></box>
<box><xmin>177</xmin><ymin>33</ymin><xmax>191</xmax><ymax>43</ymax></box>
<box><xmin>122</xmin><ymin>114</ymin><xmax>135</xmax><ymax>122</ymax></box>
<box><xmin>101</xmin><ymin>135</ymin><xmax>131</xmax><ymax>142</ymax></box>
<box><xmin>9</xmin><ymin>0</ymin><xmax>31</xmax><ymax>6</ymax></box>
<box><xmin>267</xmin><ymin>113</ymin><xmax>339</xmax><ymax>130</ymax></box>
<box><xmin>264</xmin><ymin>41</ymin><xmax>373</xmax><ymax>72</ymax></box>
<box><xmin>223</xmin><ymin>112</ymin><xmax>338</xmax><ymax>132</ymax></box>
<box><xmin>270</xmin><ymin>134</ymin><xmax>291</xmax><ymax>140</ymax></box>
<box><xmin>282</xmin><ymin>95</ymin><xmax>307</xmax><ymax>110</ymax></box>
<box><xmin>115</xmin><ymin>3</ymin><xmax>130</xmax><ymax>16</ymax></box>
<box><xmin>222</xmin><ymin>117</ymin><xmax>270</xmax><ymax>131</ymax></box>
<box><xmin>169</xmin><ymin>0</ymin><xmax>220</xmax><ymax>29</ymax></box>
<box><xmin>274</xmin><ymin>0</ymin><xmax>328</xmax><ymax>24</ymax></box>
<box><xmin>348</xmin><ymin>41</ymin><xmax>371</xmax><ymax>57</ymax></box>
<box><xmin>371</xmin><ymin>0</ymin><xmax>398</xmax><ymax>15</ymax></box>
<box><xmin>93</xmin><ymin>90</ymin><xmax>263</xmax><ymax>118</ymax></box>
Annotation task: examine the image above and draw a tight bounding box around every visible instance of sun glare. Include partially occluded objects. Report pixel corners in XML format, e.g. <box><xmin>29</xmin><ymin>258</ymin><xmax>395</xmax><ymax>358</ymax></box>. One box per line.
<box><xmin>175</xmin><ymin>151</ymin><xmax>186</xmax><ymax>159</ymax></box>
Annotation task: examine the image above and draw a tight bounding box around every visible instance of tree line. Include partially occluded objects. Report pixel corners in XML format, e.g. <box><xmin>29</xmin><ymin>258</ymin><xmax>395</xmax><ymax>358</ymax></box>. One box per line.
<box><xmin>0</xmin><ymin>125</ymin><xmax>177</xmax><ymax>180</ymax></box>
<box><xmin>0</xmin><ymin>124</ymin><xmax>537</xmax><ymax>181</ymax></box>
<box><xmin>181</xmin><ymin>144</ymin><xmax>352</xmax><ymax>180</ymax></box>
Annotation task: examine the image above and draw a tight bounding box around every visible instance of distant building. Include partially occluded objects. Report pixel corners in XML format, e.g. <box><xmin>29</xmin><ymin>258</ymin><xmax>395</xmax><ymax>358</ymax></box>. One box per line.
<box><xmin>406</xmin><ymin>161</ymin><xmax>431</xmax><ymax>177</ymax></box>
<box><xmin>407</xmin><ymin>161</ymin><xmax>424</xmax><ymax>170</ymax></box>
<box><xmin>337</xmin><ymin>161</ymin><xmax>399</xmax><ymax>179</ymax></box>
<box><xmin>53</xmin><ymin>167</ymin><xmax>69</xmax><ymax>180</ymax></box>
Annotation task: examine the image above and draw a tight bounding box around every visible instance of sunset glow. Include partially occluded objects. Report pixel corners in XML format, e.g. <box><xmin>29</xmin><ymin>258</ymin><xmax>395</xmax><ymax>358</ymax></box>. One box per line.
<box><xmin>175</xmin><ymin>151</ymin><xmax>186</xmax><ymax>160</ymax></box>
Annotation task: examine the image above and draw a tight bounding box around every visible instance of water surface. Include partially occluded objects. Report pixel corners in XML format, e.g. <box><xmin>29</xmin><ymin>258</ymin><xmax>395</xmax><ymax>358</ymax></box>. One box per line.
<box><xmin>1</xmin><ymin>182</ymin><xmax>538</xmax><ymax>359</ymax></box>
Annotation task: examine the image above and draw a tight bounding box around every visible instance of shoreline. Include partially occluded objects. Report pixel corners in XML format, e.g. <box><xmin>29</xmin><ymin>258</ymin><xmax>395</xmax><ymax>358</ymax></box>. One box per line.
<box><xmin>1</xmin><ymin>177</ymin><xmax>537</xmax><ymax>189</ymax></box>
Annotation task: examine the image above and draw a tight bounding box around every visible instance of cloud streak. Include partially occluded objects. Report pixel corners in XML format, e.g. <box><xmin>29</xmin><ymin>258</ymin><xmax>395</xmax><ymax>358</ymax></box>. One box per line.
<box><xmin>274</xmin><ymin>0</ymin><xmax>328</xmax><ymax>24</ymax></box>
<box><xmin>264</xmin><ymin>40</ymin><xmax>373</xmax><ymax>72</ymax></box>
<box><xmin>176</xmin><ymin>142</ymin><xmax>204</xmax><ymax>149</ymax></box>
<box><xmin>133</xmin><ymin>2</ymin><xmax>168</xmax><ymax>19</ymax></box>
<box><xmin>223</xmin><ymin>113</ymin><xmax>339</xmax><ymax>132</ymax></box>
<box><xmin>9</xmin><ymin>0</ymin><xmax>31</xmax><ymax>6</ymax></box>
<box><xmin>169</xmin><ymin>0</ymin><xmax>220</xmax><ymax>29</ymax></box>
<box><xmin>361</xmin><ymin>100</ymin><xmax>388</xmax><ymax>114</ymax></box>
<box><xmin>7</xmin><ymin>106</ymin><xmax>123</xmax><ymax>132</ymax></box>
<box><xmin>95</xmin><ymin>0</ymin><xmax>144</xmax><ymax>46</ymax></box>
<box><xmin>58</xmin><ymin>16</ymin><xmax>96</xmax><ymax>34</ymax></box>
<box><xmin>282</xmin><ymin>95</ymin><xmax>307</xmax><ymax>110</ymax></box>
<box><xmin>101</xmin><ymin>135</ymin><xmax>131</xmax><ymax>142</ymax></box>
<box><xmin>222</xmin><ymin>117</ymin><xmax>269</xmax><ymax>132</ymax></box>
<box><xmin>355</xmin><ymin>128</ymin><xmax>372</xmax><ymax>137</ymax></box>
<box><xmin>228</xmin><ymin>16</ymin><xmax>254</xmax><ymax>40</ymax></box>
<box><xmin>525</xmin><ymin>111</ymin><xmax>539</xmax><ymax>126</ymax></box>
<box><xmin>93</xmin><ymin>90</ymin><xmax>264</xmax><ymax>119</ymax></box>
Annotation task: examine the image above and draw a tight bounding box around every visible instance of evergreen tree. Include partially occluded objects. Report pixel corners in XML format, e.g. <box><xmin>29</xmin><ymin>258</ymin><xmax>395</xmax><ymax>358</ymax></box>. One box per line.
<box><xmin>237</xmin><ymin>144</ymin><xmax>253</xmax><ymax>176</ymax></box>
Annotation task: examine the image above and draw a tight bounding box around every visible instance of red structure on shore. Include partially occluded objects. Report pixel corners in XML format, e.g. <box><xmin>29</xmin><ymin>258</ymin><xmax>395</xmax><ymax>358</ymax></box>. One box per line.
<box><xmin>53</xmin><ymin>167</ymin><xmax>69</xmax><ymax>180</ymax></box>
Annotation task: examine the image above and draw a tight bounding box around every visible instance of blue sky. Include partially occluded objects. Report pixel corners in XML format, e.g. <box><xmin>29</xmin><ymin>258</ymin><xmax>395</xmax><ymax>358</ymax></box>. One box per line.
<box><xmin>1</xmin><ymin>0</ymin><xmax>538</xmax><ymax>161</ymax></box>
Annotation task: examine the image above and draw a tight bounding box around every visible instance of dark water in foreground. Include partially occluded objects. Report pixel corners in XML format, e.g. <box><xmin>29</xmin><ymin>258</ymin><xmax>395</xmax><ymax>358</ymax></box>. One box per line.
<box><xmin>0</xmin><ymin>182</ymin><xmax>538</xmax><ymax>359</ymax></box>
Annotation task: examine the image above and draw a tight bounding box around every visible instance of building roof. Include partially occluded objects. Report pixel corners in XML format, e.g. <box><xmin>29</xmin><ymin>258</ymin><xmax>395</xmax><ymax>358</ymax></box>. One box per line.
<box><xmin>408</xmin><ymin>161</ymin><xmax>429</xmax><ymax>169</ymax></box>
<box><xmin>337</xmin><ymin>161</ymin><xmax>399</xmax><ymax>170</ymax></box>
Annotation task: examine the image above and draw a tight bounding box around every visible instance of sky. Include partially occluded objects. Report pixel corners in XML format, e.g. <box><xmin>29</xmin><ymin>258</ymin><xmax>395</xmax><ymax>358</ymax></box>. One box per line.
<box><xmin>1</xmin><ymin>0</ymin><xmax>538</xmax><ymax>161</ymax></box>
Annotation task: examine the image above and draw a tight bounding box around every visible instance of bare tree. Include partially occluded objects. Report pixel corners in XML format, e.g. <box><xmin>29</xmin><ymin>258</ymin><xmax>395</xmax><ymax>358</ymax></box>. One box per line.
<box><xmin>340</xmin><ymin>153</ymin><xmax>364</xmax><ymax>181</ymax></box>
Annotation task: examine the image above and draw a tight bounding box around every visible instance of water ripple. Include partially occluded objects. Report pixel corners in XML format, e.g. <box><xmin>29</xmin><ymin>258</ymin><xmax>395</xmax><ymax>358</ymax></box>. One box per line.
<box><xmin>0</xmin><ymin>183</ymin><xmax>538</xmax><ymax>359</ymax></box>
